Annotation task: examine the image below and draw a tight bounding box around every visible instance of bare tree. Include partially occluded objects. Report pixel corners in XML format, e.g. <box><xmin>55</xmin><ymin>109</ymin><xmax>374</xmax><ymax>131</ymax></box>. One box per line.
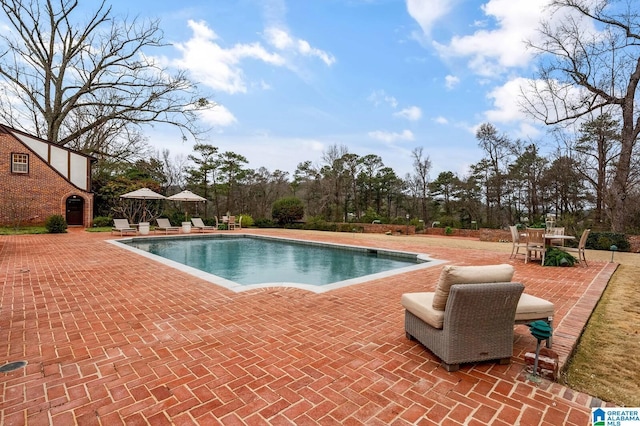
<box><xmin>320</xmin><ymin>144</ymin><xmax>349</xmax><ymax>221</ymax></box>
<box><xmin>475</xmin><ymin>123</ymin><xmax>514</xmax><ymax>227</ymax></box>
<box><xmin>575</xmin><ymin>113</ymin><xmax>621</xmax><ymax>225</ymax></box>
<box><xmin>0</xmin><ymin>0</ymin><xmax>211</xmax><ymax>151</ymax></box>
<box><xmin>522</xmin><ymin>0</ymin><xmax>640</xmax><ymax>232</ymax></box>
<box><xmin>411</xmin><ymin>147</ymin><xmax>431</xmax><ymax>223</ymax></box>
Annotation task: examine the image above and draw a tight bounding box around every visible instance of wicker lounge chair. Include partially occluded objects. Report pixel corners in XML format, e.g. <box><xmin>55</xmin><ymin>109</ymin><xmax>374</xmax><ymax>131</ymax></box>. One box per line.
<box><xmin>401</xmin><ymin>264</ymin><xmax>554</xmax><ymax>371</ymax></box>
<box><xmin>155</xmin><ymin>218</ymin><xmax>180</xmax><ymax>234</ymax></box>
<box><xmin>191</xmin><ymin>217</ymin><xmax>217</xmax><ymax>232</ymax></box>
<box><xmin>111</xmin><ymin>218</ymin><xmax>137</xmax><ymax>236</ymax></box>
<box><xmin>404</xmin><ymin>282</ymin><xmax>524</xmax><ymax>371</ymax></box>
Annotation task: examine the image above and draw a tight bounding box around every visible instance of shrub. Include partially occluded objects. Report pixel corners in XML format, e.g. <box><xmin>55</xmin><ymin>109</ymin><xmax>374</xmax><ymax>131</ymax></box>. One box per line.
<box><xmin>410</xmin><ymin>218</ymin><xmax>425</xmax><ymax>231</ymax></box>
<box><xmin>272</xmin><ymin>197</ymin><xmax>304</xmax><ymax>225</ymax></box>
<box><xmin>544</xmin><ymin>247</ymin><xmax>577</xmax><ymax>267</ymax></box>
<box><xmin>254</xmin><ymin>218</ymin><xmax>276</xmax><ymax>228</ymax></box>
<box><xmin>238</xmin><ymin>214</ymin><xmax>254</xmax><ymax>228</ymax></box>
<box><xmin>445</xmin><ymin>226</ymin><xmax>454</xmax><ymax>235</ymax></box>
<box><xmin>438</xmin><ymin>215</ymin><xmax>458</xmax><ymax>228</ymax></box>
<box><xmin>586</xmin><ymin>232</ymin><xmax>630</xmax><ymax>251</ymax></box>
<box><xmin>93</xmin><ymin>216</ymin><xmax>113</xmax><ymax>227</ymax></box>
<box><xmin>302</xmin><ymin>216</ymin><xmax>330</xmax><ymax>231</ymax></box>
<box><xmin>166</xmin><ymin>211</ymin><xmax>187</xmax><ymax>225</ymax></box>
<box><xmin>360</xmin><ymin>208</ymin><xmax>382</xmax><ymax>224</ymax></box>
<box><xmin>45</xmin><ymin>214</ymin><xmax>68</xmax><ymax>233</ymax></box>
<box><xmin>203</xmin><ymin>217</ymin><xmax>218</xmax><ymax>227</ymax></box>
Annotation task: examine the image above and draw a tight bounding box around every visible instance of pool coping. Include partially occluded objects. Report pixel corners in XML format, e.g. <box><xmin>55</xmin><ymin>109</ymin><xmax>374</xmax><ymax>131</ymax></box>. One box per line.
<box><xmin>107</xmin><ymin>233</ymin><xmax>447</xmax><ymax>293</ymax></box>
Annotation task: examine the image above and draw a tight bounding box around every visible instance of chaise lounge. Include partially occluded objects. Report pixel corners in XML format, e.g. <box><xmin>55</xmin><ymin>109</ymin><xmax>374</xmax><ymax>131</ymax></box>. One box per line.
<box><xmin>111</xmin><ymin>218</ymin><xmax>137</xmax><ymax>236</ymax></box>
<box><xmin>401</xmin><ymin>264</ymin><xmax>554</xmax><ymax>371</ymax></box>
<box><xmin>191</xmin><ymin>217</ymin><xmax>217</xmax><ymax>232</ymax></box>
<box><xmin>155</xmin><ymin>218</ymin><xmax>180</xmax><ymax>234</ymax></box>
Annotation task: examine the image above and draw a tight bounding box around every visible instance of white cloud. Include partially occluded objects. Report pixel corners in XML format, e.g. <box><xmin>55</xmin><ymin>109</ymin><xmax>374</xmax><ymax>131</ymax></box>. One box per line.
<box><xmin>172</xmin><ymin>20</ymin><xmax>285</xmax><ymax>94</ymax></box>
<box><xmin>393</xmin><ymin>106</ymin><xmax>422</xmax><ymax>121</ymax></box>
<box><xmin>368</xmin><ymin>129</ymin><xmax>415</xmax><ymax>143</ymax></box>
<box><xmin>199</xmin><ymin>104</ymin><xmax>237</xmax><ymax>127</ymax></box>
<box><xmin>434</xmin><ymin>116</ymin><xmax>449</xmax><ymax>125</ymax></box>
<box><xmin>406</xmin><ymin>0</ymin><xmax>454</xmax><ymax>37</ymax></box>
<box><xmin>484</xmin><ymin>77</ymin><xmax>544</xmax><ymax>138</ymax></box>
<box><xmin>265</xmin><ymin>27</ymin><xmax>294</xmax><ymax>50</ymax></box>
<box><xmin>297</xmin><ymin>39</ymin><xmax>336</xmax><ymax>66</ymax></box>
<box><xmin>367</xmin><ymin>90</ymin><xmax>398</xmax><ymax>108</ymax></box>
<box><xmin>445</xmin><ymin>75</ymin><xmax>460</xmax><ymax>89</ymax></box>
<box><xmin>484</xmin><ymin>77</ymin><xmax>531</xmax><ymax>123</ymax></box>
<box><xmin>265</xmin><ymin>26</ymin><xmax>336</xmax><ymax>66</ymax></box>
<box><xmin>434</xmin><ymin>0</ymin><xmax>550</xmax><ymax>77</ymax></box>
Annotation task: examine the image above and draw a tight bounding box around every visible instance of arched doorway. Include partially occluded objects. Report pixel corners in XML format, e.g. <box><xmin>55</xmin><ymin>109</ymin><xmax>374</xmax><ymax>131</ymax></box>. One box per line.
<box><xmin>66</xmin><ymin>195</ymin><xmax>84</xmax><ymax>226</ymax></box>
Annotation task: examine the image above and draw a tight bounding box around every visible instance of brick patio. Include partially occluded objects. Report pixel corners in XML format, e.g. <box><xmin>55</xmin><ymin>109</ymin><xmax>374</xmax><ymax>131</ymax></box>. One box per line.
<box><xmin>0</xmin><ymin>229</ymin><xmax>617</xmax><ymax>425</ymax></box>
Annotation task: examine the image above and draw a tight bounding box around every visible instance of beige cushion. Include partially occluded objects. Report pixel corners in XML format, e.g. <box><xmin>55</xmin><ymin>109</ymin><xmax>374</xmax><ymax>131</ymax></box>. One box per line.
<box><xmin>401</xmin><ymin>292</ymin><xmax>444</xmax><ymax>329</ymax></box>
<box><xmin>515</xmin><ymin>293</ymin><xmax>554</xmax><ymax>322</ymax></box>
<box><xmin>432</xmin><ymin>264</ymin><xmax>515</xmax><ymax>310</ymax></box>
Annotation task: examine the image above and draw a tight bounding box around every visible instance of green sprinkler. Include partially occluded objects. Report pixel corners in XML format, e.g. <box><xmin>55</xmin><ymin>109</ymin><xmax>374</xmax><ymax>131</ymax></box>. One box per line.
<box><xmin>529</xmin><ymin>320</ymin><xmax>553</xmax><ymax>377</ymax></box>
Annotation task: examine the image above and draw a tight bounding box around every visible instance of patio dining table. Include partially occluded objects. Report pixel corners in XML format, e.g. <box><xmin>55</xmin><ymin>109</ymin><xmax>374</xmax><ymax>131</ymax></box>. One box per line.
<box><xmin>544</xmin><ymin>234</ymin><xmax>575</xmax><ymax>245</ymax></box>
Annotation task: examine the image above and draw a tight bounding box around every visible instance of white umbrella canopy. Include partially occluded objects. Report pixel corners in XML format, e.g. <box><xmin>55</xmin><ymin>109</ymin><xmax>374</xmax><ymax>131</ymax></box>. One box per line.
<box><xmin>120</xmin><ymin>188</ymin><xmax>167</xmax><ymax>222</ymax></box>
<box><xmin>168</xmin><ymin>190</ymin><xmax>207</xmax><ymax>219</ymax></box>
<box><xmin>167</xmin><ymin>190</ymin><xmax>207</xmax><ymax>202</ymax></box>
<box><xmin>120</xmin><ymin>188</ymin><xmax>167</xmax><ymax>200</ymax></box>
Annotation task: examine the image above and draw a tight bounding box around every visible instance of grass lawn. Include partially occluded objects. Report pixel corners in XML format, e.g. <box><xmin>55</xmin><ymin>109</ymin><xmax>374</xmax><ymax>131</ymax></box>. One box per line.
<box><xmin>84</xmin><ymin>226</ymin><xmax>113</xmax><ymax>232</ymax></box>
<box><xmin>0</xmin><ymin>226</ymin><xmax>48</xmax><ymax>235</ymax></box>
<box><xmin>560</xmin><ymin>263</ymin><xmax>640</xmax><ymax>406</ymax></box>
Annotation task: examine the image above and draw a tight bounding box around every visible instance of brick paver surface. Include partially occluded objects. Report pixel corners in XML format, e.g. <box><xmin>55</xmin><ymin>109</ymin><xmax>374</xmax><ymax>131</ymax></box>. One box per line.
<box><xmin>0</xmin><ymin>229</ymin><xmax>617</xmax><ymax>425</ymax></box>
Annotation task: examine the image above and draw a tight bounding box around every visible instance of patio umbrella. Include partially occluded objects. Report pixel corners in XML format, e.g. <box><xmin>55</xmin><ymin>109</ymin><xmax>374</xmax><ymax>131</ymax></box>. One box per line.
<box><xmin>167</xmin><ymin>190</ymin><xmax>207</xmax><ymax>219</ymax></box>
<box><xmin>120</xmin><ymin>188</ymin><xmax>166</xmax><ymax>222</ymax></box>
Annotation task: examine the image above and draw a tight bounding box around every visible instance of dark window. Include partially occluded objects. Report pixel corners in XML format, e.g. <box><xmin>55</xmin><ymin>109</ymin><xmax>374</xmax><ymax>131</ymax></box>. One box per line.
<box><xmin>11</xmin><ymin>153</ymin><xmax>29</xmax><ymax>174</ymax></box>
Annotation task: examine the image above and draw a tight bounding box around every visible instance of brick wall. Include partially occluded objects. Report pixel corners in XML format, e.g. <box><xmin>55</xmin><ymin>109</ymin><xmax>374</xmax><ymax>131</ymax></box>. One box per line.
<box><xmin>0</xmin><ymin>133</ymin><xmax>93</xmax><ymax>227</ymax></box>
<box><xmin>359</xmin><ymin>223</ymin><xmax>416</xmax><ymax>235</ymax></box>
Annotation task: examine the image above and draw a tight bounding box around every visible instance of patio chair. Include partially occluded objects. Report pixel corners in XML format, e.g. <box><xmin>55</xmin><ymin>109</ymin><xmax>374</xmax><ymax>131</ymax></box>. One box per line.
<box><xmin>191</xmin><ymin>217</ymin><xmax>217</xmax><ymax>232</ymax></box>
<box><xmin>111</xmin><ymin>218</ymin><xmax>137</xmax><ymax>236</ymax></box>
<box><xmin>227</xmin><ymin>215</ymin><xmax>238</xmax><ymax>230</ymax></box>
<box><xmin>155</xmin><ymin>218</ymin><xmax>180</xmax><ymax>234</ymax></box>
<box><xmin>525</xmin><ymin>228</ymin><xmax>546</xmax><ymax>265</ymax></box>
<box><xmin>509</xmin><ymin>225</ymin><xmax>527</xmax><ymax>259</ymax></box>
<box><xmin>559</xmin><ymin>229</ymin><xmax>591</xmax><ymax>267</ymax></box>
<box><xmin>401</xmin><ymin>264</ymin><xmax>555</xmax><ymax>370</ymax></box>
<box><xmin>548</xmin><ymin>227</ymin><xmax>566</xmax><ymax>247</ymax></box>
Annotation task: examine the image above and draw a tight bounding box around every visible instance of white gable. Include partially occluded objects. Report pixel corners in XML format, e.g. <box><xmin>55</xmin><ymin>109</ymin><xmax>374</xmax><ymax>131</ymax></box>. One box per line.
<box><xmin>13</xmin><ymin>132</ymin><xmax>90</xmax><ymax>191</ymax></box>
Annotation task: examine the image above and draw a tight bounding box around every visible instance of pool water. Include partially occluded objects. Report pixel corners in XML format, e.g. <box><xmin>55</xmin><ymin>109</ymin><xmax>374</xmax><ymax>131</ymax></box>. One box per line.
<box><xmin>124</xmin><ymin>235</ymin><xmax>422</xmax><ymax>287</ymax></box>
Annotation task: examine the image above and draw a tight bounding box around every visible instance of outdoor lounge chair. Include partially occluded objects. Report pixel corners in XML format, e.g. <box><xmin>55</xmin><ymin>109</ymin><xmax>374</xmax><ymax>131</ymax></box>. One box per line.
<box><xmin>155</xmin><ymin>218</ymin><xmax>180</xmax><ymax>234</ymax></box>
<box><xmin>191</xmin><ymin>217</ymin><xmax>217</xmax><ymax>232</ymax></box>
<box><xmin>111</xmin><ymin>218</ymin><xmax>137</xmax><ymax>236</ymax></box>
<box><xmin>401</xmin><ymin>264</ymin><xmax>555</xmax><ymax>371</ymax></box>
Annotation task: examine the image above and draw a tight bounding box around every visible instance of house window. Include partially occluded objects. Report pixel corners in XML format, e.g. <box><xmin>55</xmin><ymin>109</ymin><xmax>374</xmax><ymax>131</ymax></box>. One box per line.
<box><xmin>11</xmin><ymin>153</ymin><xmax>29</xmax><ymax>174</ymax></box>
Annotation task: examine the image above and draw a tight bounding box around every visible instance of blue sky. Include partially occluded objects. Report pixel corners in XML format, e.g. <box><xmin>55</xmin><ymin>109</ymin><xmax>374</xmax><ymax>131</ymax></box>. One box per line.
<box><xmin>100</xmin><ymin>0</ymin><xmax>558</xmax><ymax>177</ymax></box>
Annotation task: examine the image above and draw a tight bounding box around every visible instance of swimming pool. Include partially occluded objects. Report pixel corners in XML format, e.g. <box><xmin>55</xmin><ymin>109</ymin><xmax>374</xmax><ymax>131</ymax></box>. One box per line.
<box><xmin>110</xmin><ymin>234</ymin><xmax>443</xmax><ymax>293</ymax></box>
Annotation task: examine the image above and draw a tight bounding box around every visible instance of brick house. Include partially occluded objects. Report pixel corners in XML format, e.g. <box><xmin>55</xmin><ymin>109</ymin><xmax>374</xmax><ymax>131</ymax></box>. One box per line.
<box><xmin>0</xmin><ymin>124</ymin><xmax>95</xmax><ymax>227</ymax></box>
